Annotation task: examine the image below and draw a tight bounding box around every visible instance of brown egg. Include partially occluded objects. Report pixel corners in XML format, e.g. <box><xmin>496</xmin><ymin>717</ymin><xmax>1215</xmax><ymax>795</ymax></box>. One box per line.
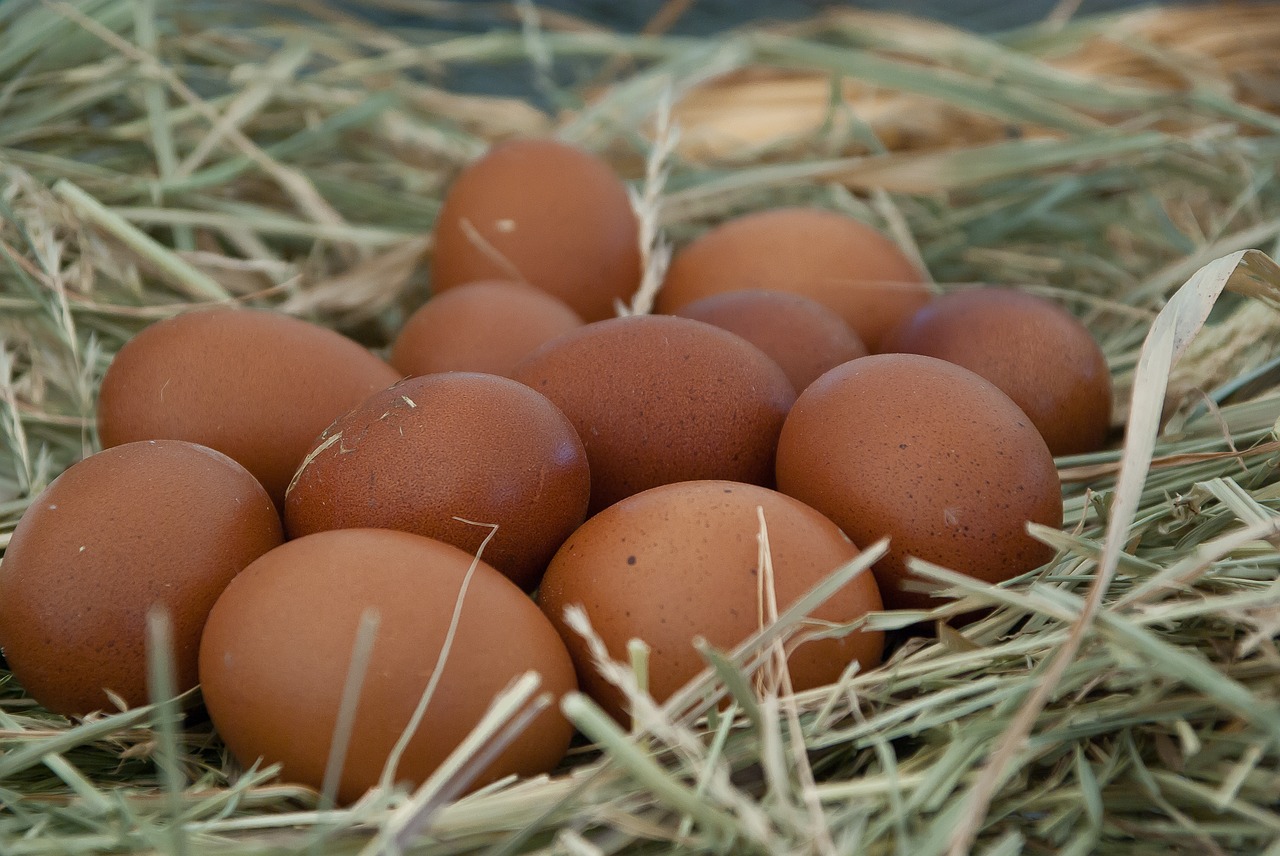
<box><xmin>390</xmin><ymin>280</ymin><xmax>584</xmax><ymax>378</ymax></box>
<box><xmin>0</xmin><ymin>440</ymin><xmax>282</xmax><ymax>717</ymax></box>
<box><xmin>775</xmin><ymin>355</ymin><xmax>1062</xmax><ymax>611</ymax></box>
<box><xmin>285</xmin><ymin>373</ymin><xmax>589</xmax><ymax>591</ymax></box>
<box><xmin>655</xmin><ymin>207</ymin><xmax>931</xmax><ymax>352</ymax></box>
<box><xmin>430</xmin><ymin>138</ymin><xmax>642</xmax><ymax>322</ymax></box>
<box><xmin>97</xmin><ymin>308</ymin><xmax>401</xmax><ymax>507</ymax></box>
<box><xmin>538</xmin><ymin>480</ymin><xmax>883</xmax><ymax>724</ymax></box>
<box><xmin>881</xmin><ymin>288</ymin><xmax>1113</xmax><ymax>456</ymax></box>
<box><xmin>199</xmin><ymin>528</ymin><xmax>577</xmax><ymax>805</ymax></box>
<box><xmin>510</xmin><ymin>315</ymin><xmax>796</xmax><ymax>514</ymax></box>
<box><xmin>674</xmin><ymin>289</ymin><xmax>869</xmax><ymax>393</ymax></box>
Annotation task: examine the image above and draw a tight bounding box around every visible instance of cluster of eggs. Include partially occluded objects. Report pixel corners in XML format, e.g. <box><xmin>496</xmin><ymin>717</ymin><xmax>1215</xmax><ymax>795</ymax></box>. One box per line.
<box><xmin>0</xmin><ymin>138</ymin><xmax>1111</xmax><ymax>804</ymax></box>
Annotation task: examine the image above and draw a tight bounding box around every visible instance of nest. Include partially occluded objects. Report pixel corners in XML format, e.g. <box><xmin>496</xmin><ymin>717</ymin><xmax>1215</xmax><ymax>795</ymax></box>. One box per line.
<box><xmin>3</xmin><ymin>1</ymin><xmax>1280</xmax><ymax>853</ymax></box>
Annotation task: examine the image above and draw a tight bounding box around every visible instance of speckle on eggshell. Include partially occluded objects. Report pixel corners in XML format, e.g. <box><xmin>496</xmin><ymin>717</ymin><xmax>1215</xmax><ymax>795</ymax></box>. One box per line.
<box><xmin>510</xmin><ymin>315</ymin><xmax>796</xmax><ymax>513</ymax></box>
<box><xmin>0</xmin><ymin>440</ymin><xmax>282</xmax><ymax>717</ymax></box>
<box><xmin>538</xmin><ymin>480</ymin><xmax>884</xmax><ymax>724</ymax></box>
<box><xmin>284</xmin><ymin>373</ymin><xmax>590</xmax><ymax>591</ymax></box>
<box><xmin>775</xmin><ymin>354</ymin><xmax>1062</xmax><ymax>610</ymax></box>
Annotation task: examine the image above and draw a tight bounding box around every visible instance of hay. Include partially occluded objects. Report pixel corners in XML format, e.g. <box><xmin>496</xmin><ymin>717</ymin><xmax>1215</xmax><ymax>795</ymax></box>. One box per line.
<box><xmin>3</xmin><ymin>0</ymin><xmax>1280</xmax><ymax>853</ymax></box>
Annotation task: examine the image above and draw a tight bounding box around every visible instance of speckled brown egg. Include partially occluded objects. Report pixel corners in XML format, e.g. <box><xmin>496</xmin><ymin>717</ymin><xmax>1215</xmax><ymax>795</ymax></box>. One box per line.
<box><xmin>775</xmin><ymin>354</ymin><xmax>1062</xmax><ymax>611</ymax></box>
<box><xmin>881</xmin><ymin>288</ymin><xmax>1113</xmax><ymax>456</ymax></box>
<box><xmin>430</xmin><ymin>138</ymin><xmax>642</xmax><ymax>322</ymax></box>
<box><xmin>199</xmin><ymin>528</ymin><xmax>577</xmax><ymax>805</ymax></box>
<box><xmin>654</xmin><ymin>207</ymin><xmax>932</xmax><ymax>352</ymax></box>
<box><xmin>538</xmin><ymin>480</ymin><xmax>883</xmax><ymax>724</ymax></box>
<box><xmin>0</xmin><ymin>440</ymin><xmax>282</xmax><ymax>717</ymax></box>
<box><xmin>97</xmin><ymin>309</ymin><xmax>401</xmax><ymax>507</ymax></box>
<box><xmin>390</xmin><ymin>280</ymin><xmax>584</xmax><ymax>378</ymax></box>
<box><xmin>674</xmin><ymin>289</ymin><xmax>869</xmax><ymax>393</ymax></box>
<box><xmin>510</xmin><ymin>315</ymin><xmax>796</xmax><ymax>514</ymax></box>
<box><xmin>285</xmin><ymin>373</ymin><xmax>589</xmax><ymax>591</ymax></box>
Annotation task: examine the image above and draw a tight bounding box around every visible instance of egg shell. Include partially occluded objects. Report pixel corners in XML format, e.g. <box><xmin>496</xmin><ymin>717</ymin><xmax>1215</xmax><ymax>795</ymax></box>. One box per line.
<box><xmin>198</xmin><ymin>528</ymin><xmax>577</xmax><ymax>805</ymax></box>
<box><xmin>97</xmin><ymin>308</ymin><xmax>401</xmax><ymax>507</ymax></box>
<box><xmin>654</xmin><ymin>207</ymin><xmax>931</xmax><ymax>352</ymax></box>
<box><xmin>429</xmin><ymin>138</ymin><xmax>642</xmax><ymax>322</ymax></box>
<box><xmin>775</xmin><ymin>354</ymin><xmax>1062</xmax><ymax>611</ymax></box>
<box><xmin>510</xmin><ymin>315</ymin><xmax>796</xmax><ymax>514</ymax></box>
<box><xmin>285</xmin><ymin>373</ymin><xmax>590</xmax><ymax>591</ymax></box>
<box><xmin>673</xmin><ymin>289</ymin><xmax>869</xmax><ymax>393</ymax></box>
<box><xmin>0</xmin><ymin>440</ymin><xmax>282</xmax><ymax>717</ymax></box>
<box><xmin>881</xmin><ymin>287</ymin><xmax>1113</xmax><ymax>456</ymax></box>
<box><xmin>538</xmin><ymin>480</ymin><xmax>884</xmax><ymax>724</ymax></box>
<box><xmin>390</xmin><ymin>280</ymin><xmax>584</xmax><ymax>378</ymax></box>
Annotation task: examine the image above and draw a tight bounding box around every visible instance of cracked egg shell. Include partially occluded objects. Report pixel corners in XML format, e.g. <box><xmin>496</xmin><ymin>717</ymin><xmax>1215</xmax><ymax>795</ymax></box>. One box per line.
<box><xmin>0</xmin><ymin>440</ymin><xmax>282</xmax><ymax>717</ymax></box>
<box><xmin>775</xmin><ymin>354</ymin><xmax>1062</xmax><ymax>611</ymax></box>
<box><xmin>97</xmin><ymin>308</ymin><xmax>401</xmax><ymax>507</ymax></box>
<box><xmin>510</xmin><ymin>315</ymin><xmax>796</xmax><ymax>514</ymax></box>
<box><xmin>284</xmin><ymin>373</ymin><xmax>590</xmax><ymax>591</ymax></box>
<box><xmin>429</xmin><ymin>138</ymin><xmax>642</xmax><ymax>322</ymax></box>
<box><xmin>538</xmin><ymin>480</ymin><xmax>884</xmax><ymax>724</ymax></box>
<box><xmin>198</xmin><ymin>529</ymin><xmax>577</xmax><ymax>805</ymax></box>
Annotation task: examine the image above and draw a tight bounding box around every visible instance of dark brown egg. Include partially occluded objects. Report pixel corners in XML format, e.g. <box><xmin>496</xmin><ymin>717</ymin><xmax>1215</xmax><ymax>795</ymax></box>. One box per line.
<box><xmin>538</xmin><ymin>480</ymin><xmax>883</xmax><ymax>724</ymax></box>
<box><xmin>199</xmin><ymin>529</ymin><xmax>577</xmax><ymax>805</ymax></box>
<box><xmin>0</xmin><ymin>440</ymin><xmax>282</xmax><ymax>717</ymax></box>
<box><xmin>882</xmin><ymin>288</ymin><xmax>1113</xmax><ymax>456</ymax></box>
<box><xmin>430</xmin><ymin>138</ymin><xmax>642</xmax><ymax>322</ymax></box>
<box><xmin>97</xmin><ymin>308</ymin><xmax>401</xmax><ymax>507</ymax></box>
<box><xmin>674</xmin><ymin>289</ymin><xmax>869</xmax><ymax>393</ymax></box>
<box><xmin>285</xmin><ymin>373</ymin><xmax>589</xmax><ymax>591</ymax></box>
<box><xmin>390</xmin><ymin>280</ymin><xmax>584</xmax><ymax>378</ymax></box>
<box><xmin>775</xmin><ymin>354</ymin><xmax>1062</xmax><ymax>611</ymax></box>
<box><xmin>654</xmin><ymin>207</ymin><xmax>931</xmax><ymax>352</ymax></box>
<box><xmin>510</xmin><ymin>315</ymin><xmax>796</xmax><ymax>513</ymax></box>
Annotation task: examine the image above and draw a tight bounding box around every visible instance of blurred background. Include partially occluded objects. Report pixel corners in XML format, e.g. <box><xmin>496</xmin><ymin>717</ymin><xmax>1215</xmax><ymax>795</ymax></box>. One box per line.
<box><xmin>349</xmin><ymin>0</ymin><xmax>1180</xmax><ymax>101</ymax></box>
<box><xmin>357</xmin><ymin>0</ymin><xmax>1168</xmax><ymax>34</ymax></box>
<box><xmin>474</xmin><ymin>0</ymin><xmax>1159</xmax><ymax>34</ymax></box>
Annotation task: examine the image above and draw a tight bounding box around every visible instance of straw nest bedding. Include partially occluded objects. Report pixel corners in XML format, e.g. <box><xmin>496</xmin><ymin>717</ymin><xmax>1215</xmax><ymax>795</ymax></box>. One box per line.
<box><xmin>3</xmin><ymin>1</ymin><xmax>1280</xmax><ymax>854</ymax></box>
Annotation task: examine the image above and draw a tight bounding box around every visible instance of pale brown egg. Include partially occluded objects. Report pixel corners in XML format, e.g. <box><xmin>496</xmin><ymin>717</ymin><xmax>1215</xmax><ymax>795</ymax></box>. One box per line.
<box><xmin>0</xmin><ymin>440</ymin><xmax>282</xmax><ymax>717</ymax></box>
<box><xmin>538</xmin><ymin>480</ymin><xmax>883</xmax><ymax>724</ymax></box>
<box><xmin>655</xmin><ymin>207</ymin><xmax>931</xmax><ymax>352</ymax></box>
<box><xmin>775</xmin><ymin>354</ymin><xmax>1062</xmax><ymax>611</ymax></box>
<box><xmin>390</xmin><ymin>280</ymin><xmax>584</xmax><ymax>378</ymax></box>
<box><xmin>673</xmin><ymin>289</ymin><xmax>869</xmax><ymax>393</ymax></box>
<box><xmin>97</xmin><ymin>308</ymin><xmax>401</xmax><ymax>507</ymax></box>
<box><xmin>285</xmin><ymin>373</ymin><xmax>589</xmax><ymax>591</ymax></box>
<box><xmin>430</xmin><ymin>138</ymin><xmax>642</xmax><ymax>322</ymax></box>
<box><xmin>199</xmin><ymin>529</ymin><xmax>578</xmax><ymax>805</ymax></box>
<box><xmin>882</xmin><ymin>287</ymin><xmax>1112</xmax><ymax>456</ymax></box>
<box><xmin>510</xmin><ymin>315</ymin><xmax>796</xmax><ymax>513</ymax></box>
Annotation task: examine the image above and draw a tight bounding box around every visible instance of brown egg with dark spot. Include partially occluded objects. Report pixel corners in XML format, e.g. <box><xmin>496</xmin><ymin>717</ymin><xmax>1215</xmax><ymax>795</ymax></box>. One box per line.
<box><xmin>97</xmin><ymin>308</ymin><xmax>401</xmax><ymax>507</ymax></box>
<box><xmin>882</xmin><ymin>287</ymin><xmax>1113</xmax><ymax>456</ymax></box>
<box><xmin>655</xmin><ymin>207</ymin><xmax>932</xmax><ymax>352</ymax></box>
<box><xmin>285</xmin><ymin>373</ymin><xmax>589</xmax><ymax>591</ymax></box>
<box><xmin>0</xmin><ymin>440</ymin><xmax>282</xmax><ymax>717</ymax></box>
<box><xmin>510</xmin><ymin>315</ymin><xmax>796</xmax><ymax>514</ymax></box>
<box><xmin>776</xmin><ymin>354</ymin><xmax>1062</xmax><ymax>611</ymax></box>
<box><xmin>674</xmin><ymin>289</ymin><xmax>869</xmax><ymax>393</ymax></box>
<box><xmin>199</xmin><ymin>529</ymin><xmax>577</xmax><ymax>805</ymax></box>
<box><xmin>390</xmin><ymin>280</ymin><xmax>584</xmax><ymax>378</ymax></box>
<box><xmin>538</xmin><ymin>480</ymin><xmax>883</xmax><ymax>724</ymax></box>
<box><xmin>430</xmin><ymin>138</ymin><xmax>642</xmax><ymax>322</ymax></box>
